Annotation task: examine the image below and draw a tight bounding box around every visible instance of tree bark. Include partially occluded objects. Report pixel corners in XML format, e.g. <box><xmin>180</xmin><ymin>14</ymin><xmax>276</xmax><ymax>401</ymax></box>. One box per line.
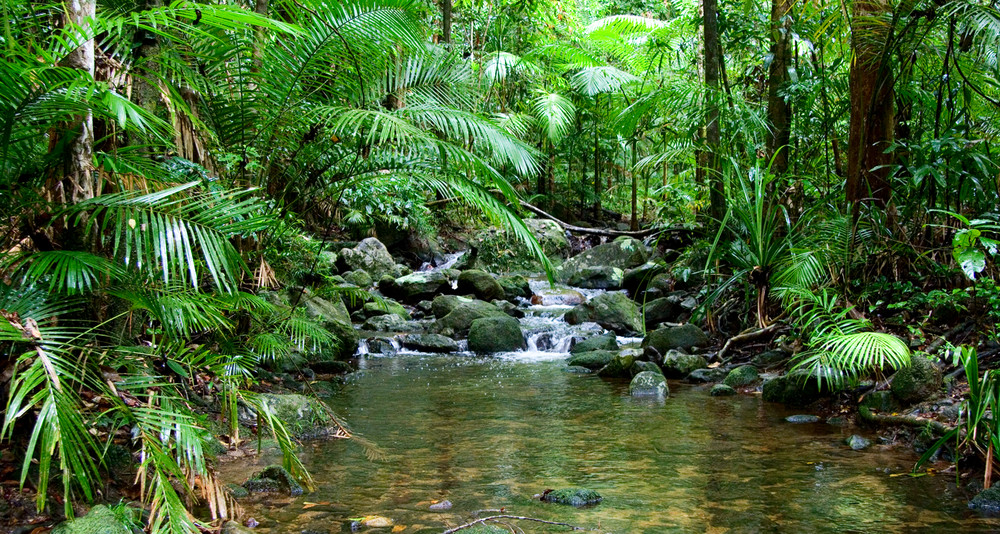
<box><xmin>703</xmin><ymin>0</ymin><xmax>725</xmax><ymax>222</ymax></box>
<box><xmin>55</xmin><ymin>0</ymin><xmax>97</xmax><ymax>204</ymax></box>
<box><xmin>767</xmin><ymin>0</ymin><xmax>793</xmax><ymax>176</ymax></box>
<box><xmin>441</xmin><ymin>0</ymin><xmax>452</xmax><ymax>45</ymax></box>
<box><xmin>630</xmin><ymin>138</ymin><xmax>638</xmax><ymax>231</ymax></box>
<box><xmin>593</xmin><ymin>95</ymin><xmax>601</xmax><ymax>221</ymax></box>
<box><xmin>846</xmin><ymin>0</ymin><xmax>894</xmax><ymax>207</ymax></box>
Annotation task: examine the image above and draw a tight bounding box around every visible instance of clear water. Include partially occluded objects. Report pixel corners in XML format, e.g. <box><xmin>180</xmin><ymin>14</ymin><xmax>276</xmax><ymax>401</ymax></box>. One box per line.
<box><xmin>238</xmin><ymin>353</ymin><xmax>1000</xmax><ymax>533</ymax></box>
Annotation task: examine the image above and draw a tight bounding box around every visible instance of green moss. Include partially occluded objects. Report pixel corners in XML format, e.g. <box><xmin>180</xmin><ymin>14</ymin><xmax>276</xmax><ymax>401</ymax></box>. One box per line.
<box><xmin>566</xmin><ymin>350</ymin><xmax>616</xmax><ymax>370</ymax></box>
<box><xmin>541</xmin><ymin>488</ymin><xmax>603</xmax><ymax>506</ymax></box>
<box><xmin>51</xmin><ymin>505</ymin><xmax>129</xmax><ymax>534</ymax></box>
<box><xmin>244</xmin><ymin>465</ymin><xmax>304</xmax><ymax>496</ymax></box>
<box><xmin>723</xmin><ymin>365</ymin><xmax>759</xmax><ymax>388</ymax></box>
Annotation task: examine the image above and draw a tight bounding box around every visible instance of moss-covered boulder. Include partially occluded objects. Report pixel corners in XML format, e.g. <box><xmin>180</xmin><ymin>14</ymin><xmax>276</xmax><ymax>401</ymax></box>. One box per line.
<box><xmin>498</xmin><ymin>275</ymin><xmax>532</xmax><ymax>301</ymax></box>
<box><xmin>642</xmin><ymin>296</ymin><xmax>684</xmax><ymax>329</ymax></box>
<box><xmin>342</xmin><ymin>270</ymin><xmax>374</xmax><ymax>288</ymax></box>
<box><xmin>891</xmin><ymin>356</ymin><xmax>943</xmax><ymax>404</ymax></box>
<box><xmin>570</xmin><ymin>334</ymin><xmax>619</xmax><ymax>354</ymax></box>
<box><xmin>685</xmin><ymin>367</ymin><xmax>728</xmax><ymax>383</ymax></box>
<box><xmin>338</xmin><ymin>237</ymin><xmax>401</xmax><ymax>279</ymax></box>
<box><xmin>642</xmin><ymin>324</ymin><xmax>708</xmax><ymax>357</ymax></box>
<box><xmin>251</xmin><ymin>394</ymin><xmax>332</xmax><ymax>438</ymax></box>
<box><xmin>541</xmin><ymin>488</ymin><xmax>603</xmax><ymax>506</ymax></box>
<box><xmin>51</xmin><ymin>505</ymin><xmax>129</xmax><ymax>534</ymax></box>
<box><xmin>557</xmin><ymin>237</ymin><xmax>649</xmax><ymax>283</ymax></box>
<box><xmin>629</xmin><ymin>371</ymin><xmax>669</xmax><ymax>397</ymax></box>
<box><xmin>631</xmin><ymin>360</ymin><xmax>662</xmax><ymax>375</ymax></box>
<box><xmin>362</xmin><ymin>300</ymin><xmax>410</xmax><ymax>320</ymax></box>
<box><xmin>623</xmin><ymin>262</ymin><xmax>668</xmax><ymax>296</ymax></box>
<box><xmin>361</xmin><ymin>314</ymin><xmax>421</xmax><ymax>333</ymax></box>
<box><xmin>723</xmin><ymin>366</ymin><xmax>760</xmax><ymax>388</ymax></box>
<box><xmin>432</xmin><ymin>299</ymin><xmax>507</xmax><ymax>337</ymax></box>
<box><xmin>597</xmin><ymin>352</ymin><xmax>636</xmax><ymax>378</ymax></box>
<box><xmin>761</xmin><ymin>371</ymin><xmax>825</xmax><ymax>406</ymax></box>
<box><xmin>860</xmin><ymin>390</ymin><xmax>899</xmax><ymax>413</ymax></box>
<box><xmin>710</xmin><ymin>384</ymin><xmax>737</xmax><ymax>396</ymax></box>
<box><xmin>380</xmin><ymin>271</ymin><xmax>452</xmax><ymax>303</ymax></box>
<box><xmin>431</xmin><ymin>294</ymin><xmax>473</xmax><ymax>318</ymax></box>
<box><xmin>243</xmin><ymin>465</ymin><xmax>304</xmax><ymax>496</ymax></box>
<box><xmin>401</xmin><ymin>333</ymin><xmax>459</xmax><ymax>353</ymax></box>
<box><xmin>457</xmin><ymin>269</ymin><xmax>505</xmax><ymax>301</ymax></box>
<box><xmin>468</xmin><ymin>316</ymin><xmax>526</xmax><ymax>353</ymax></box>
<box><xmin>564</xmin><ymin>292</ymin><xmax>642</xmax><ymax>335</ymax></box>
<box><xmin>660</xmin><ymin>350</ymin><xmax>708</xmax><ymax>378</ymax></box>
<box><xmin>470</xmin><ymin>219</ymin><xmax>571</xmax><ymax>272</ymax></box>
<box><xmin>567</xmin><ymin>350</ymin><xmax>616</xmax><ymax>371</ymax></box>
<box><xmin>567</xmin><ymin>266</ymin><xmax>625</xmax><ymax>290</ymax></box>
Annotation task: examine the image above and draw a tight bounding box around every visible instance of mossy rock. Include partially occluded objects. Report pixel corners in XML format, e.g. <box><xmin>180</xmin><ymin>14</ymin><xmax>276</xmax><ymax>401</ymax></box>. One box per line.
<box><xmin>623</xmin><ymin>262</ymin><xmax>668</xmax><ymax>295</ymax></box>
<box><xmin>468</xmin><ymin>316</ymin><xmax>526</xmax><ymax>353</ymax></box>
<box><xmin>221</xmin><ymin>521</ymin><xmax>254</xmax><ymax>534</ymax></box>
<box><xmin>541</xmin><ymin>488</ymin><xmax>603</xmax><ymax>506</ymax></box>
<box><xmin>710</xmin><ymin>384</ymin><xmax>737</xmax><ymax>396</ymax></box>
<box><xmin>252</xmin><ymin>394</ymin><xmax>332</xmax><ymax>438</ymax></box>
<box><xmin>557</xmin><ymin>238</ymin><xmax>648</xmax><ymax>283</ymax></box>
<box><xmin>51</xmin><ymin>505</ymin><xmax>129</xmax><ymax>534</ymax></box>
<box><xmin>457</xmin><ymin>269</ymin><xmax>505</xmax><ymax>301</ymax></box>
<box><xmin>226</xmin><ymin>483</ymin><xmax>250</xmax><ymax>499</ymax></box>
<box><xmin>685</xmin><ymin>367</ymin><xmax>728</xmax><ymax>383</ymax></box>
<box><xmin>498</xmin><ymin>275</ymin><xmax>532</xmax><ymax>301</ymax></box>
<box><xmin>470</xmin><ymin>219</ymin><xmax>571</xmax><ymax>273</ymax></box>
<box><xmin>401</xmin><ymin>333</ymin><xmax>459</xmax><ymax>353</ymax></box>
<box><xmin>431</xmin><ymin>294</ymin><xmax>474</xmax><ymax>318</ymax></box>
<box><xmin>891</xmin><ymin>356</ymin><xmax>943</xmax><ymax>404</ymax></box>
<box><xmin>660</xmin><ymin>350</ymin><xmax>708</xmax><ymax>379</ymax></box>
<box><xmin>567</xmin><ymin>266</ymin><xmax>625</xmax><ymax>290</ymax></box>
<box><xmin>751</xmin><ymin>349</ymin><xmax>789</xmax><ymax>368</ymax></box>
<box><xmin>642</xmin><ymin>324</ymin><xmax>708</xmax><ymax>356</ymax></box>
<box><xmin>337</xmin><ymin>237</ymin><xmax>401</xmax><ymax>279</ymax></box>
<box><xmin>597</xmin><ymin>352</ymin><xmax>636</xmax><ymax>378</ymax></box>
<box><xmin>342</xmin><ymin>270</ymin><xmax>374</xmax><ymax>288</ymax></box>
<box><xmin>860</xmin><ymin>390</ymin><xmax>899</xmax><ymax>413</ymax></box>
<box><xmin>642</xmin><ymin>296</ymin><xmax>684</xmax><ymax>329</ymax></box>
<box><xmin>380</xmin><ymin>271</ymin><xmax>451</xmax><ymax>303</ymax></box>
<box><xmin>969</xmin><ymin>486</ymin><xmax>1000</xmax><ymax>513</ymax></box>
<box><xmin>567</xmin><ymin>350</ymin><xmax>616</xmax><ymax>371</ymax></box>
<box><xmin>243</xmin><ymin>465</ymin><xmax>304</xmax><ymax>496</ymax></box>
<box><xmin>761</xmin><ymin>371</ymin><xmax>826</xmax><ymax>406</ymax></box>
<box><xmin>564</xmin><ymin>292</ymin><xmax>642</xmax><ymax>335</ymax></box>
<box><xmin>631</xmin><ymin>360</ymin><xmax>662</xmax><ymax>375</ymax></box>
<box><xmin>570</xmin><ymin>334</ymin><xmax>619</xmax><ymax>354</ymax></box>
<box><xmin>629</xmin><ymin>371</ymin><xmax>669</xmax><ymax>397</ymax></box>
<box><xmin>362</xmin><ymin>300</ymin><xmax>410</xmax><ymax>320</ymax></box>
<box><xmin>432</xmin><ymin>300</ymin><xmax>507</xmax><ymax>337</ymax></box>
<box><xmin>723</xmin><ymin>365</ymin><xmax>759</xmax><ymax>388</ymax></box>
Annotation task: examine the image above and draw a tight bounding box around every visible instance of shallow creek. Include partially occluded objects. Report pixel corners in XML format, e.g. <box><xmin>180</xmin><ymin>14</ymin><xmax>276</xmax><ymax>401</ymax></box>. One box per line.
<box><xmin>240</xmin><ymin>283</ymin><xmax>1000</xmax><ymax>533</ymax></box>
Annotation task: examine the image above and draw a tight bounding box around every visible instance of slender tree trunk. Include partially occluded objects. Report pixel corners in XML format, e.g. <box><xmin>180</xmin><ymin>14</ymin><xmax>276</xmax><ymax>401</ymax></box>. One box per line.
<box><xmin>703</xmin><ymin>0</ymin><xmax>725</xmax><ymax>222</ymax></box>
<box><xmin>767</xmin><ymin>0</ymin><xmax>793</xmax><ymax>176</ymax></box>
<box><xmin>441</xmin><ymin>0</ymin><xmax>452</xmax><ymax>45</ymax></box>
<box><xmin>55</xmin><ymin>0</ymin><xmax>97</xmax><ymax>204</ymax></box>
<box><xmin>537</xmin><ymin>140</ymin><xmax>548</xmax><ymax>197</ymax></box>
<box><xmin>846</xmin><ymin>0</ymin><xmax>894</xmax><ymax>207</ymax></box>
<box><xmin>630</xmin><ymin>138</ymin><xmax>638</xmax><ymax>231</ymax></box>
<box><xmin>593</xmin><ymin>97</ymin><xmax>601</xmax><ymax>221</ymax></box>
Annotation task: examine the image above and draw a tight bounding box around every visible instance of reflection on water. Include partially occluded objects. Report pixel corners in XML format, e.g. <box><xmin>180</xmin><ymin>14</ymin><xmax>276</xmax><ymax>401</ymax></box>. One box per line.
<box><xmin>243</xmin><ymin>355</ymin><xmax>999</xmax><ymax>533</ymax></box>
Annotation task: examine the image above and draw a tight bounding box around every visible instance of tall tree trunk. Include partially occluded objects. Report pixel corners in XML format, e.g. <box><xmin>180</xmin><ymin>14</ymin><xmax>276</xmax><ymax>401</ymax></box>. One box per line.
<box><xmin>441</xmin><ymin>0</ymin><xmax>452</xmax><ymax>45</ymax></box>
<box><xmin>593</xmin><ymin>96</ymin><xmax>601</xmax><ymax>221</ymax></box>
<box><xmin>630</xmin><ymin>139</ymin><xmax>638</xmax><ymax>231</ymax></box>
<box><xmin>846</xmin><ymin>0</ymin><xmax>894</xmax><ymax>207</ymax></box>
<box><xmin>703</xmin><ymin>0</ymin><xmax>725</xmax><ymax>222</ymax></box>
<box><xmin>536</xmin><ymin>141</ymin><xmax>548</xmax><ymax>197</ymax></box>
<box><xmin>55</xmin><ymin>0</ymin><xmax>97</xmax><ymax>203</ymax></box>
<box><xmin>767</xmin><ymin>0</ymin><xmax>793</xmax><ymax>176</ymax></box>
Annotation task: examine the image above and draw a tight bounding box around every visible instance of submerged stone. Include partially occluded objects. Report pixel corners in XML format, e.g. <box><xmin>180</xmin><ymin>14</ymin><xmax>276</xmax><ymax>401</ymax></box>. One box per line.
<box><xmin>244</xmin><ymin>465</ymin><xmax>304</xmax><ymax>496</ymax></box>
<box><xmin>567</xmin><ymin>350</ymin><xmax>616</xmax><ymax>371</ymax></box>
<box><xmin>710</xmin><ymin>384</ymin><xmax>737</xmax><ymax>396</ymax></box>
<box><xmin>845</xmin><ymin>434</ymin><xmax>872</xmax><ymax>451</ymax></box>
<box><xmin>629</xmin><ymin>371</ymin><xmax>669</xmax><ymax>397</ymax></box>
<box><xmin>541</xmin><ymin>488</ymin><xmax>603</xmax><ymax>506</ymax></box>
<box><xmin>785</xmin><ymin>414</ymin><xmax>821</xmax><ymax>424</ymax></box>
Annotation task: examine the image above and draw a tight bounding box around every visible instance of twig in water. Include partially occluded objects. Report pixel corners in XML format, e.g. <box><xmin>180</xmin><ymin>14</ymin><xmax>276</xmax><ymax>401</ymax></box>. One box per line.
<box><xmin>442</xmin><ymin>515</ymin><xmax>587</xmax><ymax>533</ymax></box>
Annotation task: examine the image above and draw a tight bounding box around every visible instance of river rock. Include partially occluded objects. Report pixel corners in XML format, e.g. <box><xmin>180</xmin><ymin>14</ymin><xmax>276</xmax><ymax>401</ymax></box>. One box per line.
<box><xmin>623</xmin><ymin>262</ymin><xmax>668</xmax><ymax>295</ymax></box>
<box><xmin>493</xmin><ymin>299</ymin><xmax>525</xmax><ymax>318</ymax></box>
<box><xmin>457</xmin><ymin>269</ymin><xmax>505</xmax><ymax>301</ymax></box>
<box><xmin>710</xmin><ymin>384</ymin><xmax>736</xmax><ymax>396</ymax></box>
<box><xmin>685</xmin><ymin>367</ymin><xmax>729</xmax><ymax>383</ymax></box>
<box><xmin>762</xmin><ymin>371</ymin><xmax>825</xmax><ymax>406</ymax></box>
<box><xmin>568</xmin><ymin>266</ymin><xmax>625</xmax><ymax>289</ymax></box>
<box><xmin>429</xmin><ymin>500</ymin><xmax>453</xmax><ymax>511</ymax></box>
<box><xmin>642</xmin><ymin>296</ymin><xmax>684</xmax><ymax>329</ymax></box>
<box><xmin>642</xmin><ymin>324</ymin><xmax>709</xmax><ymax>357</ymax></box>
<box><xmin>845</xmin><ymin>434</ymin><xmax>872</xmax><ymax>450</ymax></box>
<box><xmin>891</xmin><ymin>356</ymin><xmax>943</xmax><ymax>404</ymax></box>
<box><xmin>468</xmin><ymin>316</ymin><xmax>526</xmax><ymax>353</ymax></box>
<box><xmin>362</xmin><ymin>300</ymin><xmax>410</xmax><ymax>320</ymax></box>
<box><xmin>291</xmin><ymin>291</ymin><xmax>357</xmax><ymax>360</ymax></box>
<box><xmin>498</xmin><ymin>275</ymin><xmax>532</xmax><ymax>301</ymax></box>
<box><xmin>243</xmin><ymin>465</ymin><xmax>304</xmax><ymax>496</ymax></box>
<box><xmin>402</xmin><ymin>333</ymin><xmax>459</xmax><ymax>353</ymax></box>
<box><xmin>221</xmin><ymin>521</ymin><xmax>253</xmax><ymax>534</ymax></box>
<box><xmin>51</xmin><ymin>505</ymin><xmax>129</xmax><ymax>534</ymax></box>
<box><xmin>432</xmin><ymin>294</ymin><xmax>473</xmax><ymax>318</ymax></box>
<box><xmin>632</xmin><ymin>360</ymin><xmax>662</xmax><ymax>375</ymax></box>
<box><xmin>785</xmin><ymin>414</ymin><xmax>821</xmax><ymax>424</ymax></box>
<box><xmin>541</xmin><ymin>488</ymin><xmax>603</xmax><ymax>506</ymax></box>
<box><xmin>597</xmin><ymin>352</ymin><xmax>636</xmax><ymax>378</ymax></box>
<box><xmin>567</xmin><ymin>350</ymin><xmax>616</xmax><ymax>370</ymax></box>
<box><xmin>723</xmin><ymin>365</ymin><xmax>760</xmax><ymax>388</ymax></box>
<box><xmin>860</xmin><ymin>390</ymin><xmax>899</xmax><ymax>413</ymax></box>
<box><xmin>469</xmin><ymin>219</ymin><xmax>571</xmax><ymax>272</ymax></box>
<box><xmin>364</xmin><ymin>337</ymin><xmax>398</xmax><ymax>355</ymax></box>
<box><xmin>249</xmin><ymin>394</ymin><xmax>332</xmax><ymax>438</ymax></box>
<box><xmin>338</xmin><ymin>237</ymin><xmax>401</xmax><ymax>279</ymax></box>
<box><xmin>557</xmin><ymin>237</ymin><xmax>649</xmax><ymax>283</ymax></box>
<box><xmin>564</xmin><ymin>292</ymin><xmax>642</xmax><ymax>335</ymax></box>
<box><xmin>660</xmin><ymin>350</ymin><xmax>708</xmax><ymax>378</ymax></box>
<box><xmin>969</xmin><ymin>486</ymin><xmax>1000</xmax><ymax>513</ymax></box>
<box><xmin>629</xmin><ymin>371</ymin><xmax>669</xmax><ymax>397</ymax></box>
<box><xmin>432</xmin><ymin>299</ymin><xmax>507</xmax><ymax>336</ymax></box>
<box><xmin>380</xmin><ymin>271</ymin><xmax>452</xmax><ymax>303</ymax></box>
<box><xmin>362</xmin><ymin>314</ymin><xmax>420</xmax><ymax>333</ymax></box>
<box><xmin>752</xmin><ymin>349</ymin><xmax>789</xmax><ymax>368</ymax></box>
<box><xmin>341</xmin><ymin>269</ymin><xmax>374</xmax><ymax>287</ymax></box>
<box><xmin>570</xmin><ymin>334</ymin><xmax>619</xmax><ymax>354</ymax></box>
<box><xmin>533</xmin><ymin>287</ymin><xmax>586</xmax><ymax>306</ymax></box>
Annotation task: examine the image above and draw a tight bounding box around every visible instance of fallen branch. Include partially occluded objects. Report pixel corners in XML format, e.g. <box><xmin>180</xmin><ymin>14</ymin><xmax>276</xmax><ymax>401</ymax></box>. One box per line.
<box><xmin>857</xmin><ymin>406</ymin><xmax>954</xmax><ymax>436</ymax></box>
<box><xmin>717</xmin><ymin>323</ymin><xmax>786</xmax><ymax>362</ymax></box>
<box><xmin>925</xmin><ymin>320</ymin><xmax>975</xmax><ymax>355</ymax></box>
<box><xmin>442</xmin><ymin>515</ymin><xmax>586</xmax><ymax>533</ymax></box>
<box><xmin>519</xmin><ymin>200</ymin><xmax>694</xmax><ymax>239</ymax></box>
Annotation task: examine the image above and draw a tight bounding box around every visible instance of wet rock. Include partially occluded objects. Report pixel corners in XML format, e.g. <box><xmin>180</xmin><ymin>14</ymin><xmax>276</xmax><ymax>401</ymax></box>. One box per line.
<box><xmin>401</xmin><ymin>334</ymin><xmax>459</xmax><ymax>353</ymax></box>
<box><xmin>710</xmin><ymin>384</ymin><xmax>737</xmax><ymax>396</ymax></box>
<box><xmin>432</xmin><ymin>299</ymin><xmax>507</xmax><ymax>337</ymax></box>
<box><xmin>570</xmin><ymin>334</ymin><xmax>619</xmax><ymax>354</ymax></box>
<box><xmin>597</xmin><ymin>352</ymin><xmax>636</xmax><ymax>378</ymax></box>
<box><xmin>492</xmin><ymin>299</ymin><xmax>525</xmax><ymax>318</ymax></box>
<box><xmin>568</xmin><ymin>266</ymin><xmax>625</xmax><ymax>290</ymax></box>
<box><xmin>631</xmin><ymin>360</ymin><xmax>662</xmax><ymax>375</ymax></box>
<box><xmin>623</xmin><ymin>262</ymin><xmax>668</xmax><ymax>295</ymax></box>
<box><xmin>248</xmin><ymin>394</ymin><xmax>332</xmax><ymax>438</ymax></box>
<box><xmin>469</xmin><ymin>219</ymin><xmax>570</xmax><ymax>272</ymax></box>
<box><xmin>761</xmin><ymin>371</ymin><xmax>826</xmax><ymax>406</ymax></box>
<box><xmin>468</xmin><ymin>316</ymin><xmax>526</xmax><ymax>353</ymax></box>
<box><xmin>362</xmin><ymin>314</ymin><xmax>420</xmax><ymax>333</ymax></box>
<box><xmin>364</xmin><ymin>337</ymin><xmax>398</xmax><ymax>355</ymax></box>
<box><xmin>341</xmin><ymin>270</ymin><xmax>373</xmax><ymax>288</ymax></box>
<box><xmin>50</xmin><ymin>505</ymin><xmax>129</xmax><ymax>534</ymax></box>
<box><xmin>498</xmin><ymin>275</ymin><xmax>532</xmax><ymax>301</ymax></box>
<box><xmin>642</xmin><ymin>296</ymin><xmax>684</xmax><ymax>329</ymax></box>
<box><xmin>564</xmin><ymin>292</ymin><xmax>642</xmax><ymax>335</ymax></box>
<box><xmin>785</xmin><ymin>414</ymin><xmax>821</xmax><ymax>424</ymax></box>
<box><xmin>380</xmin><ymin>271</ymin><xmax>451</xmax><ymax>303</ymax></box>
<box><xmin>845</xmin><ymin>435</ymin><xmax>872</xmax><ymax>450</ymax></box>
<box><xmin>557</xmin><ymin>237</ymin><xmax>649</xmax><ymax>283</ymax></box>
<box><xmin>891</xmin><ymin>356</ymin><xmax>943</xmax><ymax>404</ymax></box>
<box><xmin>642</xmin><ymin>324</ymin><xmax>709</xmax><ymax>356</ymax></box>
<box><xmin>338</xmin><ymin>237</ymin><xmax>401</xmax><ymax>279</ymax></box>
<box><xmin>458</xmin><ymin>269</ymin><xmax>505</xmax><ymax>301</ymax></box>
<box><xmin>541</xmin><ymin>488</ymin><xmax>603</xmax><ymax>506</ymax></box>
<box><xmin>221</xmin><ymin>521</ymin><xmax>253</xmax><ymax>534</ymax></box>
<box><xmin>723</xmin><ymin>365</ymin><xmax>760</xmax><ymax>388</ymax></box>
<box><xmin>969</xmin><ymin>486</ymin><xmax>1000</xmax><ymax>513</ymax></box>
<box><xmin>685</xmin><ymin>367</ymin><xmax>728</xmax><ymax>383</ymax></box>
<box><xmin>751</xmin><ymin>349</ymin><xmax>789</xmax><ymax>368</ymax></box>
<box><xmin>431</xmin><ymin>294</ymin><xmax>473</xmax><ymax>318</ymax></box>
<box><xmin>533</xmin><ymin>287</ymin><xmax>586</xmax><ymax>306</ymax></box>
<box><xmin>226</xmin><ymin>483</ymin><xmax>250</xmax><ymax>499</ymax></box>
<box><xmin>244</xmin><ymin>465</ymin><xmax>304</xmax><ymax>496</ymax></box>
<box><xmin>629</xmin><ymin>371</ymin><xmax>669</xmax><ymax>397</ymax></box>
<box><xmin>429</xmin><ymin>500</ymin><xmax>453</xmax><ymax>511</ymax></box>
<box><xmin>660</xmin><ymin>350</ymin><xmax>708</xmax><ymax>379</ymax></box>
<box><xmin>567</xmin><ymin>350</ymin><xmax>616</xmax><ymax>371</ymax></box>
<box><xmin>362</xmin><ymin>300</ymin><xmax>410</xmax><ymax>320</ymax></box>
<box><xmin>860</xmin><ymin>390</ymin><xmax>899</xmax><ymax>413</ymax></box>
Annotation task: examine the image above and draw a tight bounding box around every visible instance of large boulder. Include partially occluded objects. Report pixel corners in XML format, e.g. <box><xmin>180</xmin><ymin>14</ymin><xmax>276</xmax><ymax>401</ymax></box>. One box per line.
<box><xmin>557</xmin><ymin>237</ymin><xmax>649</xmax><ymax>283</ymax></box>
<box><xmin>361</xmin><ymin>314</ymin><xmax>421</xmax><ymax>333</ymax></box>
<box><xmin>723</xmin><ymin>365</ymin><xmax>760</xmax><ymax>388</ymax></box>
<box><xmin>498</xmin><ymin>275</ymin><xmax>532</xmax><ymax>301</ymax></box>
<box><xmin>432</xmin><ymin>300</ymin><xmax>507</xmax><ymax>337</ymax></box>
<box><xmin>457</xmin><ymin>270</ymin><xmax>505</xmax><ymax>301</ymax></box>
<box><xmin>597</xmin><ymin>352</ymin><xmax>637</xmax><ymax>378</ymax></box>
<box><xmin>642</xmin><ymin>296</ymin><xmax>685</xmax><ymax>329</ymax></box>
<box><xmin>564</xmin><ymin>292</ymin><xmax>642</xmax><ymax>335</ymax></box>
<box><xmin>567</xmin><ymin>266</ymin><xmax>625</xmax><ymax>290</ymax></box>
<box><xmin>338</xmin><ymin>237</ymin><xmax>401</xmax><ymax>279</ymax></box>
<box><xmin>51</xmin><ymin>505</ymin><xmax>129</xmax><ymax>534</ymax></box>
<box><xmin>380</xmin><ymin>271</ymin><xmax>452</xmax><ymax>303</ymax></box>
<box><xmin>660</xmin><ymin>350</ymin><xmax>708</xmax><ymax>378</ymax></box>
<box><xmin>342</xmin><ymin>270</ymin><xmax>374</xmax><ymax>287</ymax></box>
<box><xmin>401</xmin><ymin>333</ymin><xmax>459</xmax><ymax>353</ymax></box>
<box><xmin>629</xmin><ymin>371</ymin><xmax>669</xmax><ymax>397</ymax></box>
<box><xmin>431</xmin><ymin>294</ymin><xmax>473</xmax><ymax>318</ymax></box>
<box><xmin>642</xmin><ymin>324</ymin><xmax>708</xmax><ymax>358</ymax></box>
<box><xmin>280</xmin><ymin>289</ymin><xmax>357</xmax><ymax>360</ymax></box>
<box><xmin>623</xmin><ymin>262</ymin><xmax>668</xmax><ymax>296</ymax></box>
<box><xmin>243</xmin><ymin>465</ymin><xmax>304</xmax><ymax>496</ymax></box>
<box><xmin>891</xmin><ymin>357</ymin><xmax>943</xmax><ymax>404</ymax></box>
<box><xmin>570</xmin><ymin>334</ymin><xmax>619</xmax><ymax>354</ymax></box>
<box><xmin>249</xmin><ymin>394</ymin><xmax>334</xmax><ymax>438</ymax></box>
<box><xmin>566</xmin><ymin>350</ymin><xmax>616</xmax><ymax>371</ymax></box>
<box><xmin>362</xmin><ymin>300</ymin><xmax>410</xmax><ymax>320</ymax></box>
<box><xmin>470</xmin><ymin>219</ymin><xmax>571</xmax><ymax>273</ymax></box>
<box><xmin>468</xmin><ymin>316</ymin><xmax>526</xmax><ymax>353</ymax></box>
